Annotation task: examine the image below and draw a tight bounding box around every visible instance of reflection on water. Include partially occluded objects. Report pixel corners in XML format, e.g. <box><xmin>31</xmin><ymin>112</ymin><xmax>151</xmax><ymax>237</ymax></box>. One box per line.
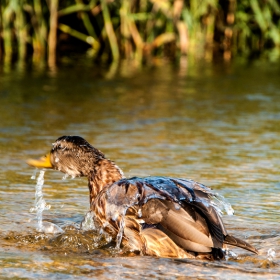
<box><xmin>0</xmin><ymin>57</ymin><xmax>280</xmax><ymax>279</ymax></box>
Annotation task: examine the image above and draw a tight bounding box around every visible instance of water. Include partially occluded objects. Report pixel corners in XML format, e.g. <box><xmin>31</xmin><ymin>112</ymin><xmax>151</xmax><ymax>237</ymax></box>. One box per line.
<box><xmin>30</xmin><ymin>170</ymin><xmax>48</xmax><ymax>231</ymax></box>
<box><xmin>29</xmin><ymin>170</ymin><xmax>63</xmax><ymax>234</ymax></box>
<box><xmin>211</xmin><ymin>193</ymin><xmax>235</xmax><ymax>216</ymax></box>
<box><xmin>0</xmin><ymin>57</ymin><xmax>280</xmax><ymax>279</ymax></box>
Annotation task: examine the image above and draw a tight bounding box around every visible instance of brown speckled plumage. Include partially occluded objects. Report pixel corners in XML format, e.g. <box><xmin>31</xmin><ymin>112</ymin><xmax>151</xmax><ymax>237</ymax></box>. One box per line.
<box><xmin>27</xmin><ymin>136</ymin><xmax>258</xmax><ymax>259</ymax></box>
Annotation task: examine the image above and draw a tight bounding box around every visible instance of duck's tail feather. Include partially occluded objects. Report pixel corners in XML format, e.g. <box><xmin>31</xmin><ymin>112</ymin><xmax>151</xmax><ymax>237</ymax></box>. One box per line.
<box><xmin>224</xmin><ymin>235</ymin><xmax>258</xmax><ymax>254</ymax></box>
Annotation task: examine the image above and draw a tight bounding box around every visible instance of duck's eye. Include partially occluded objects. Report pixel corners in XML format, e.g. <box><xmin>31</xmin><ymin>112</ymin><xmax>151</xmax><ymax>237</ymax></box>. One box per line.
<box><xmin>52</xmin><ymin>142</ymin><xmax>66</xmax><ymax>151</ymax></box>
<box><xmin>52</xmin><ymin>143</ymin><xmax>62</xmax><ymax>150</ymax></box>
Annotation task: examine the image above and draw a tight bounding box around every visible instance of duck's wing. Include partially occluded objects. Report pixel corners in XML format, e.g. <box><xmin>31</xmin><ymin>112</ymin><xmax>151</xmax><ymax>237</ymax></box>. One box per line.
<box><xmin>91</xmin><ymin>176</ymin><xmax>258</xmax><ymax>255</ymax></box>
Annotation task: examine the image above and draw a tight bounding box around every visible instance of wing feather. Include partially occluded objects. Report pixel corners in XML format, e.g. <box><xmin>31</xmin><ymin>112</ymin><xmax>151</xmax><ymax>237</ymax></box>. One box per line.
<box><xmin>92</xmin><ymin>176</ymin><xmax>258</xmax><ymax>256</ymax></box>
<box><xmin>141</xmin><ymin>199</ymin><xmax>214</xmax><ymax>251</ymax></box>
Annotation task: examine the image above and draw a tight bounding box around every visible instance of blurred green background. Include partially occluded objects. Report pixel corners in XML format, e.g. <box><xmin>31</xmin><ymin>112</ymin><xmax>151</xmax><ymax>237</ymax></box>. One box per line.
<box><xmin>1</xmin><ymin>0</ymin><xmax>280</xmax><ymax>67</ymax></box>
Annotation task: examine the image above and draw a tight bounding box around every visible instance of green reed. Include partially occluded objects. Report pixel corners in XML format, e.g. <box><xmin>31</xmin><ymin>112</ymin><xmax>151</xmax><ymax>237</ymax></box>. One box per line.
<box><xmin>0</xmin><ymin>0</ymin><xmax>280</xmax><ymax>66</ymax></box>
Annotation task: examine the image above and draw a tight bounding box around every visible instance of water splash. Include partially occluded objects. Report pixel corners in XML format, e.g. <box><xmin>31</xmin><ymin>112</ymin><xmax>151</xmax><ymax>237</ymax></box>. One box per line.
<box><xmin>115</xmin><ymin>216</ymin><xmax>125</xmax><ymax>250</ymax></box>
<box><xmin>267</xmin><ymin>248</ymin><xmax>276</xmax><ymax>261</ymax></box>
<box><xmin>224</xmin><ymin>248</ymin><xmax>238</xmax><ymax>261</ymax></box>
<box><xmin>31</xmin><ymin>169</ymin><xmax>37</xmax><ymax>180</ymax></box>
<box><xmin>81</xmin><ymin>211</ymin><xmax>97</xmax><ymax>231</ymax></box>
<box><xmin>62</xmin><ymin>174</ymin><xmax>69</xmax><ymax>181</ymax></box>
<box><xmin>41</xmin><ymin>221</ymin><xmax>64</xmax><ymax>234</ymax></box>
<box><xmin>104</xmin><ymin>202</ymin><xmax>127</xmax><ymax>249</ymax></box>
<box><xmin>80</xmin><ymin>211</ymin><xmax>112</xmax><ymax>245</ymax></box>
<box><xmin>30</xmin><ymin>170</ymin><xmax>51</xmax><ymax>232</ymax></box>
<box><xmin>103</xmin><ymin>185</ymin><xmax>142</xmax><ymax>250</ymax></box>
<box><xmin>211</xmin><ymin>193</ymin><xmax>234</xmax><ymax>216</ymax></box>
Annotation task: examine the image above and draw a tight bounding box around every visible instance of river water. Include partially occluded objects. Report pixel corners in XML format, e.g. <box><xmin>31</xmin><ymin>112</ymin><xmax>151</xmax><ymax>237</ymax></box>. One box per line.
<box><xmin>0</xmin><ymin>57</ymin><xmax>280</xmax><ymax>279</ymax></box>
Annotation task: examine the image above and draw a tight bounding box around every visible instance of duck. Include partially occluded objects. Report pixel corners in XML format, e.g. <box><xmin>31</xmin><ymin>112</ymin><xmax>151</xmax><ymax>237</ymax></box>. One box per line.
<box><xmin>27</xmin><ymin>135</ymin><xmax>258</xmax><ymax>259</ymax></box>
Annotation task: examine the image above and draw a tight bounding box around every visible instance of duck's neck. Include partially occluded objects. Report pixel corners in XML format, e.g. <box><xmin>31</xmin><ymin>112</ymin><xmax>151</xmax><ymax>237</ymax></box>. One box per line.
<box><xmin>88</xmin><ymin>158</ymin><xmax>124</xmax><ymax>204</ymax></box>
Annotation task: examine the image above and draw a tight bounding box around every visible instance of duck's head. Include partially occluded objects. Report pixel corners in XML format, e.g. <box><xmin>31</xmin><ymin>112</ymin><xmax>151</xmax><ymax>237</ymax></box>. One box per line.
<box><xmin>27</xmin><ymin>136</ymin><xmax>105</xmax><ymax>178</ymax></box>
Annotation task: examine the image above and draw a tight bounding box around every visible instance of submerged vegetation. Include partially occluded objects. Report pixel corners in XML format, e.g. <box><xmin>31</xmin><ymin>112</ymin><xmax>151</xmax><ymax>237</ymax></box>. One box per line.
<box><xmin>0</xmin><ymin>0</ymin><xmax>280</xmax><ymax>67</ymax></box>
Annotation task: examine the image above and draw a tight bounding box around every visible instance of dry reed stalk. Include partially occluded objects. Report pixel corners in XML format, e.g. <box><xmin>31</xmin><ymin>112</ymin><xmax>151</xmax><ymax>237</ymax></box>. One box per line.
<box><xmin>0</xmin><ymin>3</ymin><xmax>3</xmax><ymax>58</ymax></box>
<box><xmin>33</xmin><ymin>0</ymin><xmax>47</xmax><ymax>59</ymax></box>
<box><xmin>48</xmin><ymin>0</ymin><xmax>58</xmax><ymax>68</ymax></box>
<box><xmin>100</xmin><ymin>0</ymin><xmax>120</xmax><ymax>61</ymax></box>
<box><xmin>176</xmin><ymin>21</ymin><xmax>188</xmax><ymax>55</ymax></box>
<box><xmin>120</xmin><ymin>0</ymin><xmax>132</xmax><ymax>58</ymax></box>
<box><xmin>2</xmin><ymin>2</ymin><xmax>13</xmax><ymax>62</ymax></box>
<box><xmin>129</xmin><ymin>19</ymin><xmax>144</xmax><ymax>61</ymax></box>
<box><xmin>15</xmin><ymin>1</ymin><xmax>27</xmax><ymax>61</ymax></box>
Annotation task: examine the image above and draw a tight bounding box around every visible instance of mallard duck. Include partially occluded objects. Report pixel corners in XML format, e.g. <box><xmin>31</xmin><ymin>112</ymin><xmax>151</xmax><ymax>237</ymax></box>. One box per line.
<box><xmin>27</xmin><ymin>136</ymin><xmax>258</xmax><ymax>259</ymax></box>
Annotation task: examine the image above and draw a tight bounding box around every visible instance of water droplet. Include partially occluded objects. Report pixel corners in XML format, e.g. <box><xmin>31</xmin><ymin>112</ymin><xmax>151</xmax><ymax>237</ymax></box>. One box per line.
<box><xmin>174</xmin><ymin>203</ymin><xmax>181</xmax><ymax>210</ymax></box>
<box><xmin>31</xmin><ymin>169</ymin><xmax>37</xmax><ymax>180</ymax></box>
<box><xmin>111</xmin><ymin>212</ymin><xmax>119</xmax><ymax>221</ymax></box>
<box><xmin>267</xmin><ymin>248</ymin><xmax>276</xmax><ymax>261</ymax></box>
<box><xmin>45</xmin><ymin>204</ymin><xmax>51</xmax><ymax>210</ymax></box>
<box><xmin>224</xmin><ymin>248</ymin><xmax>238</xmax><ymax>261</ymax></box>
<box><xmin>105</xmin><ymin>235</ymin><xmax>112</xmax><ymax>243</ymax></box>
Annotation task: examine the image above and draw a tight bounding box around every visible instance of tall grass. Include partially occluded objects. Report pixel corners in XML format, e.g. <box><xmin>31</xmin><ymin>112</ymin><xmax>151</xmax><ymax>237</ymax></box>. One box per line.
<box><xmin>0</xmin><ymin>0</ymin><xmax>280</xmax><ymax>67</ymax></box>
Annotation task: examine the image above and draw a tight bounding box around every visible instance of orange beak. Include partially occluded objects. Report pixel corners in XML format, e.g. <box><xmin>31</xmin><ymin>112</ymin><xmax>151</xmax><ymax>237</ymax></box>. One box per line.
<box><xmin>26</xmin><ymin>152</ymin><xmax>53</xmax><ymax>168</ymax></box>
